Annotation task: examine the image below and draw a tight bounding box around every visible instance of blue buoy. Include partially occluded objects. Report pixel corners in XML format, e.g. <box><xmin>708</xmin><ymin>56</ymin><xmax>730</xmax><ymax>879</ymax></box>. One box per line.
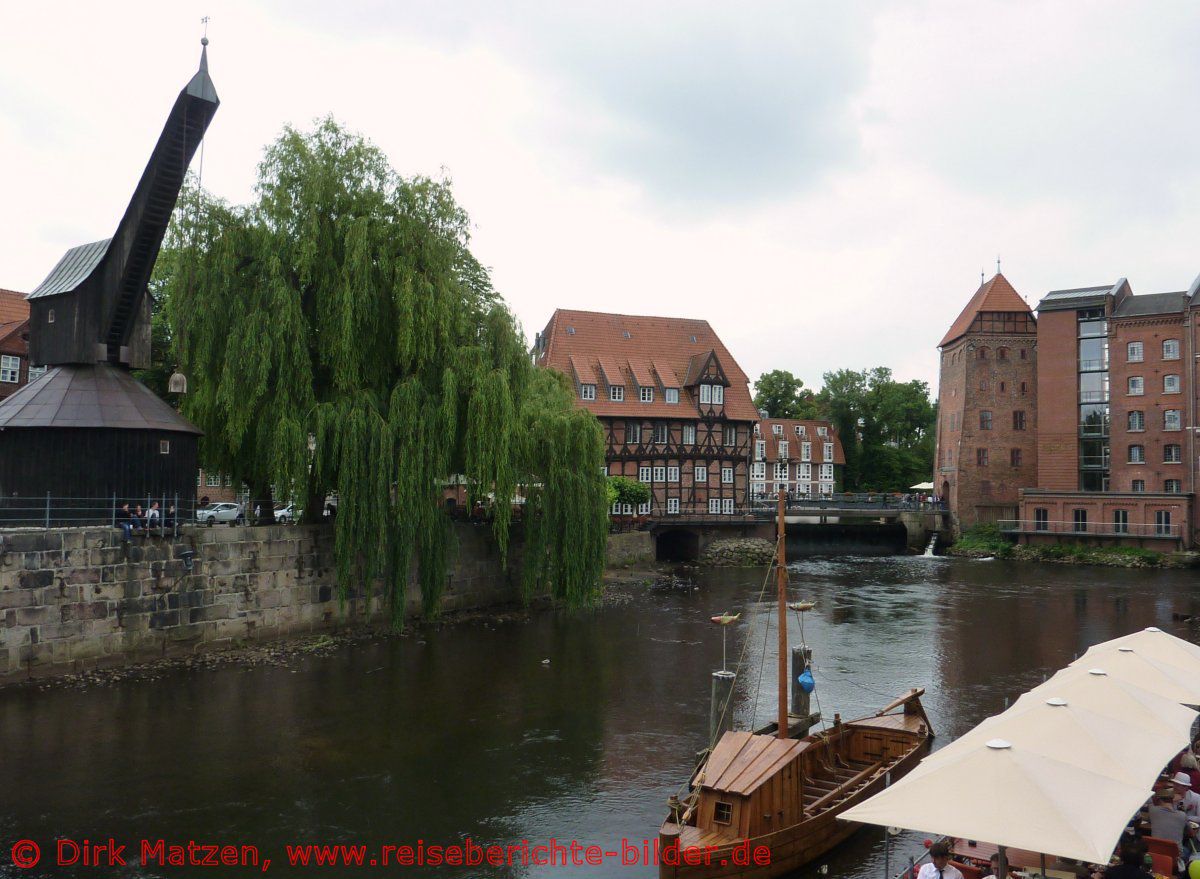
<box><xmin>797</xmin><ymin>668</ymin><xmax>815</xmax><ymax>693</ymax></box>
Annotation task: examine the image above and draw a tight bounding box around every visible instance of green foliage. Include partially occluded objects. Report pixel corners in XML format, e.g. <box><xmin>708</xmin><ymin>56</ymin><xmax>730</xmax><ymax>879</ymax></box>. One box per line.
<box><xmin>162</xmin><ymin>118</ymin><xmax>608</xmax><ymax>618</ymax></box>
<box><xmin>816</xmin><ymin>367</ymin><xmax>936</xmax><ymax>492</ymax></box>
<box><xmin>608</xmin><ymin>476</ymin><xmax>651</xmax><ymax>508</ymax></box>
<box><xmin>1013</xmin><ymin>544</ymin><xmax>1163</xmax><ymax>567</ymax></box>
<box><xmin>952</xmin><ymin>523</ymin><xmax>1013</xmax><ymax>557</ymax></box>
<box><xmin>753</xmin><ymin>369</ymin><xmax>819</xmax><ymax>420</ymax></box>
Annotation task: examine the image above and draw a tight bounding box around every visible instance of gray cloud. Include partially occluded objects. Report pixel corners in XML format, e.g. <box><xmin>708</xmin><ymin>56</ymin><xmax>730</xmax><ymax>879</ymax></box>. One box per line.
<box><xmin>263</xmin><ymin>0</ymin><xmax>876</xmax><ymax>207</ymax></box>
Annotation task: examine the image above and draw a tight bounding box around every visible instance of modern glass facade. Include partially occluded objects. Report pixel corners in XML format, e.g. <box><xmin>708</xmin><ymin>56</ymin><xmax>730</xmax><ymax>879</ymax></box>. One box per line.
<box><xmin>1078</xmin><ymin>307</ymin><xmax>1109</xmax><ymax>491</ymax></box>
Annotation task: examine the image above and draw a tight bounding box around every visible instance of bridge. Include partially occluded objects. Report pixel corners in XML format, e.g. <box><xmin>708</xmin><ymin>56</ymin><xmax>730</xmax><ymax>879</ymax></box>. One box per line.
<box><xmin>627</xmin><ymin>494</ymin><xmax>951</xmax><ymax>561</ymax></box>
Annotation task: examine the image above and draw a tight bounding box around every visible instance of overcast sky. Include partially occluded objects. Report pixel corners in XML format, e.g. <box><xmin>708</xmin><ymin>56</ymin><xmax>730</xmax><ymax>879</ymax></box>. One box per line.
<box><xmin>3</xmin><ymin>1</ymin><xmax>1199</xmax><ymax>392</ymax></box>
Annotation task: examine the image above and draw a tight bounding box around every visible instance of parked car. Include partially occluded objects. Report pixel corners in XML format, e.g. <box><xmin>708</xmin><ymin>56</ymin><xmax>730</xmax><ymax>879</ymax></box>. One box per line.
<box><xmin>274</xmin><ymin>504</ymin><xmax>300</xmax><ymax>524</ymax></box>
<box><xmin>196</xmin><ymin>502</ymin><xmax>244</xmax><ymax>526</ymax></box>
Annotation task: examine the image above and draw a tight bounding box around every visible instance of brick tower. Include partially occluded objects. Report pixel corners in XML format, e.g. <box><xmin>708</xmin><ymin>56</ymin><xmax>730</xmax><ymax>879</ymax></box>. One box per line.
<box><xmin>935</xmin><ymin>273</ymin><xmax>1038</xmax><ymax>533</ymax></box>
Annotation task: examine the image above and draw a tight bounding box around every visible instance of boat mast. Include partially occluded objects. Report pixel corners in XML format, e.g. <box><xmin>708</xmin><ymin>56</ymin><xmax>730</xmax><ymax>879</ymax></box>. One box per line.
<box><xmin>776</xmin><ymin>486</ymin><xmax>788</xmax><ymax>739</ymax></box>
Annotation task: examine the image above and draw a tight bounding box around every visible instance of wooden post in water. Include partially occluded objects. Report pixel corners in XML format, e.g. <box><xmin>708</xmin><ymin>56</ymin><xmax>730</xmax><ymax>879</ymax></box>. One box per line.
<box><xmin>777</xmin><ymin>486</ymin><xmax>788</xmax><ymax>739</ymax></box>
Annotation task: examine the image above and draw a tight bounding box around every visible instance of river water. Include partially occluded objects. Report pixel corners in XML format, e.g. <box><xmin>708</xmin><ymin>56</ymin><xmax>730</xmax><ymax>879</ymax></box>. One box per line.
<box><xmin>2</xmin><ymin>556</ymin><xmax>1198</xmax><ymax>878</ymax></box>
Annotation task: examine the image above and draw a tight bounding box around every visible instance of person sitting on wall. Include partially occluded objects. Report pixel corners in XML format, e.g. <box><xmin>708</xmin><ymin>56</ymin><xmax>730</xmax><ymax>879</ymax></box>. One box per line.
<box><xmin>132</xmin><ymin>504</ymin><xmax>145</xmax><ymax>534</ymax></box>
<box><xmin>164</xmin><ymin>504</ymin><xmax>177</xmax><ymax>537</ymax></box>
<box><xmin>118</xmin><ymin>503</ymin><xmax>135</xmax><ymax>541</ymax></box>
<box><xmin>918</xmin><ymin>842</ymin><xmax>963</xmax><ymax>879</ymax></box>
<box><xmin>146</xmin><ymin>501</ymin><xmax>161</xmax><ymax>534</ymax></box>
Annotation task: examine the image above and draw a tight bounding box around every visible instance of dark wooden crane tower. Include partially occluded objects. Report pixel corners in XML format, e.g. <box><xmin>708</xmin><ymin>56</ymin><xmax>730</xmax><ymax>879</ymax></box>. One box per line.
<box><xmin>0</xmin><ymin>41</ymin><xmax>219</xmax><ymax>516</ymax></box>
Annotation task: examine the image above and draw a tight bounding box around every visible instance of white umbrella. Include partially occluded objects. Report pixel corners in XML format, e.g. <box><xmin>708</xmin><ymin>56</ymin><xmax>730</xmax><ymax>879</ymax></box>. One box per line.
<box><xmin>910</xmin><ymin>482</ymin><xmax>935</xmax><ymax>490</ymax></box>
<box><xmin>1024</xmin><ymin>666</ymin><xmax>1198</xmax><ymax>737</ymax></box>
<box><xmin>914</xmin><ymin>693</ymin><xmax>1187</xmax><ymax>786</ymax></box>
<box><xmin>1065</xmin><ymin>648</ymin><xmax>1200</xmax><ymax>706</ymax></box>
<box><xmin>840</xmin><ymin>736</ymin><xmax>1153</xmax><ymax>864</ymax></box>
<box><xmin>1078</xmin><ymin>627</ymin><xmax>1200</xmax><ymax>678</ymax></box>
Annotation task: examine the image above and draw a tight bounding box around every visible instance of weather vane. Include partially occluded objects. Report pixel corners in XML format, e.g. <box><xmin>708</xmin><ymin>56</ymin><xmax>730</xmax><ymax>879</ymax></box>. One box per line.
<box><xmin>201</xmin><ymin>16</ymin><xmax>210</xmax><ymax>40</ymax></box>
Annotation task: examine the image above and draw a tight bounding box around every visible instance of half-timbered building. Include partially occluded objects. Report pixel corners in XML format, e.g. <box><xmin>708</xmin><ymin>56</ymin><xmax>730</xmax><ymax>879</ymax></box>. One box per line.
<box><xmin>751</xmin><ymin>418</ymin><xmax>845</xmax><ymax>500</ymax></box>
<box><xmin>534</xmin><ymin>310</ymin><xmax>759</xmax><ymax>517</ymax></box>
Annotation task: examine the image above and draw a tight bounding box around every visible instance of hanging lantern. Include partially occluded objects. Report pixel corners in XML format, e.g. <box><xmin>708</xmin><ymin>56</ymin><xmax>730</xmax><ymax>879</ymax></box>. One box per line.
<box><xmin>167</xmin><ymin>371</ymin><xmax>188</xmax><ymax>394</ymax></box>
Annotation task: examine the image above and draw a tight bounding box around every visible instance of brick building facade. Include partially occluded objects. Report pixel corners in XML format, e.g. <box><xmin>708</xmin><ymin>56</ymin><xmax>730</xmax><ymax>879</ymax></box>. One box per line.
<box><xmin>534</xmin><ymin>309</ymin><xmax>758</xmax><ymax>517</ymax></box>
<box><xmin>1015</xmin><ymin>279</ymin><xmax>1195</xmax><ymax>546</ymax></box>
<box><xmin>0</xmin><ymin>289</ymin><xmax>43</xmax><ymax>401</ymax></box>
<box><xmin>751</xmin><ymin>418</ymin><xmax>844</xmax><ymax>500</ymax></box>
<box><xmin>935</xmin><ymin>273</ymin><xmax>1039</xmax><ymax>531</ymax></box>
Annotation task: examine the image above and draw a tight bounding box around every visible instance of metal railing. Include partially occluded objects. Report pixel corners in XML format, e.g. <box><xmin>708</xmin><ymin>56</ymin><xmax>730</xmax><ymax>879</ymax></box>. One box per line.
<box><xmin>754</xmin><ymin>492</ymin><xmax>948</xmax><ymax>512</ymax></box>
<box><xmin>0</xmin><ymin>495</ymin><xmax>200</xmax><ymax>533</ymax></box>
<box><xmin>999</xmin><ymin>518</ymin><xmax>1181</xmax><ymax>538</ymax></box>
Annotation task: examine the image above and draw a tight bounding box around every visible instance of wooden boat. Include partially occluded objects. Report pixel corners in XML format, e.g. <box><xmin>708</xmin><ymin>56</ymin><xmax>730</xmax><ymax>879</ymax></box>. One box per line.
<box><xmin>658</xmin><ymin>489</ymin><xmax>933</xmax><ymax>879</ymax></box>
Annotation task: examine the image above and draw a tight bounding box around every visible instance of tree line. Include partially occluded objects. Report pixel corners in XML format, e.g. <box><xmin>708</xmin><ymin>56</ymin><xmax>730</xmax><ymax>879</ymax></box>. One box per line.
<box><xmin>752</xmin><ymin>368</ymin><xmax>936</xmax><ymax>493</ymax></box>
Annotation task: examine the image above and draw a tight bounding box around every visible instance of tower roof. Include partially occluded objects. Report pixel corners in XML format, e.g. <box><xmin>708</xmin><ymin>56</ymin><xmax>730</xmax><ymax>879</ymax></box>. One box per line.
<box><xmin>939</xmin><ymin>273</ymin><xmax>1032</xmax><ymax>347</ymax></box>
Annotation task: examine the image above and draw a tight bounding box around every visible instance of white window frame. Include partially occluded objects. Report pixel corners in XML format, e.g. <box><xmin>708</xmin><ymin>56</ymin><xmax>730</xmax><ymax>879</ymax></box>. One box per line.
<box><xmin>638</xmin><ymin>466</ymin><xmax>652</xmax><ymax>482</ymax></box>
<box><xmin>653</xmin><ymin>465</ymin><xmax>666</xmax><ymax>482</ymax></box>
<box><xmin>666</xmin><ymin>497</ymin><xmax>680</xmax><ymax>514</ymax></box>
<box><xmin>801</xmin><ymin>442</ymin><xmax>812</xmax><ymax>461</ymax></box>
<box><xmin>1127</xmin><ymin>341</ymin><xmax>1144</xmax><ymax>363</ymax></box>
<box><xmin>694</xmin><ymin>466</ymin><xmax>707</xmax><ymax>482</ymax></box>
<box><xmin>773</xmin><ymin>462</ymin><xmax>788</xmax><ymax>481</ymax></box>
<box><xmin>797</xmin><ymin>482</ymin><xmax>811</xmax><ymax>498</ymax></box>
<box><xmin>654</xmin><ymin>423</ymin><xmax>668</xmax><ymax>444</ymax></box>
<box><xmin>708</xmin><ymin>498</ymin><xmax>721</xmax><ymax>514</ymax></box>
<box><xmin>778</xmin><ymin>440</ymin><xmax>789</xmax><ymax>459</ymax></box>
<box><xmin>1164</xmin><ymin>444</ymin><xmax>1182</xmax><ymax>463</ymax></box>
<box><xmin>823</xmin><ymin>442</ymin><xmax>834</xmax><ymax>461</ymax></box>
<box><xmin>0</xmin><ymin>355</ymin><xmax>19</xmax><ymax>383</ymax></box>
<box><xmin>1165</xmin><ymin>410</ymin><xmax>1182</xmax><ymax>431</ymax></box>
<box><xmin>640</xmin><ymin>386</ymin><xmax>654</xmax><ymax>403</ymax></box>
<box><xmin>667</xmin><ymin>466</ymin><xmax>680</xmax><ymax>483</ymax></box>
<box><xmin>721</xmin><ymin>467</ymin><xmax>733</xmax><ymax>484</ymax></box>
<box><xmin>1163</xmin><ymin>339</ymin><xmax>1180</xmax><ymax>360</ymax></box>
<box><xmin>1164</xmin><ymin>374</ymin><xmax>1181</xmax><ymax>394</ymax></box>
<box><xmin>751</xmin><ymin>462</ymin><xmax>766</xmax><ymax>480</ymax></box>
<box><xmin>625</xmin><ymin>423</ymin><xmax>641</xmax><ymax>444</ymax></box>
<box><xmin>682</xmin><ymin>424</ymin><xmax>696</xmax><ymax>445</ymax></box>
<box><xmin>755</xmin><ymin>440</ymin><xmax>766</xmax><ymax>460</ymax></box>
<box><xmin>1166</xmin><ymin>479</ymin><xmax>1183</xmax><ymax>494</ymax></box>
<box><xmin>816</xmin><ymin>426</ymin><xmax>828</xmax><ymax>437</ymax></box>
<box><xmin>1128</xmin><ymin>376</ymin><xmax>1144</xmax><ymax>396</ymax></box>
<box><xmin>580</xmin><ymin>383</ymin><xmax>596</xmax><ymax>400</ymax></box>
<box><xmin>799</xmin><ymin>463</ymin><xmax>811</xmax><ymax>480</ymax></box>
<box><xmin>721</xmin><ymin>498</ymin><xmax>734</xmax><ymax>515</ymax></box>
<box><xmin>1128</xmin><ymin>410</ymin><xmax>1145</xmax><ymax>431</ymax></box>
<box><xmin>723</xmin><ymin>425</ymin><xmax>736</xmax><ymax>447</ymax></box>
<box><xmin>1132</xmin><ymin>479</ymin><xmax>1145</xmax><ymax>493</ymax></box>
<box><xmin>637</xmin><ymin>501</ymin><xmax>651</xmax><ymax>515</ymax></box>
<box><xmin>818</xmin><ymin>482</ymin><xmax>833</xmax><ymax>496</ymax></box>
<box><xmin>820</xmin><ymin>463</ymin><xmax>834</xmax><ymax>481</ymax></box>
<box><xmin>665</xmin><ymin>388</ymin><xmax>679</xmax><ymax>404</ymax></box>
<box><xmin>609</xmin><ymin>384</ymin><xmax>624</xmax><ymax>401</ymax></box>
<box><xmin>699</xmin><ymin>384</ymin><xmax>712</xmax><ymax>404</ymax></box>
<box><xmin>794</xmin><ymin>424</ymin><xmax>806</xmax><ymax>436</ymax></box>
<box><xmin>27</xmin><ymin>364</ymin><xmax>46</xmax><ymax>382</ymax></box>
<box><xmin>206</xmin><ymin>473</ymin><xmax>222</xmax><ymax>487</ymax></box>
<box><xmin>772</xmin><ymin>424</ymin><xmax>783</xmax><ymax>435</ymax></box>
<box><xmin>752</xmin><ymin>482</ymin><xmax>765</xmax><ymax>497</ymax></box>
<box><xmin>712</xmin><ymin>385</ymin><xmax>724</xmax><ymax>404</ymax></box>
<box><xmin>1129</xmin><ymin>445</ymin><xmax>1145</xmax><ymax>464</ymax></box>
<box><xmin>622</xmin><ymin>503</ymin><xmax>634</xmax><ymax>514</ymax></box>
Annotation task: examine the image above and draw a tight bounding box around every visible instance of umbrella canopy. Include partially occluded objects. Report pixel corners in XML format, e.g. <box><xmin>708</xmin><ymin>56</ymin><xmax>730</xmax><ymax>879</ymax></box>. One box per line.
<box><xmin>1077</xmin><ymin>627</ymin><xmax>1200</xmax><ymax>678</ymax></box>
<box><xmin>910</xmin><ymin>482</ymin><xmax>935</xmax><ymax>490</ymax></box>
<box><xmin>1065</xmin><ymin>649</ymin><xmax>1200</xmax><ymax>706</ymax></box>
<box><xmin>1024</xmin><ymin>666</ymin><xmax>1198</xmax><ymax>737</ymax></box>
<box><xmin>840</xmin><ymin>736</ymin><xmax>1154</xmax><ymax>864</ymax></box>
<box><xmin>915</xmin><ymin>694</ymin><xmax>1187</xmax><ymax>786</ymax></box>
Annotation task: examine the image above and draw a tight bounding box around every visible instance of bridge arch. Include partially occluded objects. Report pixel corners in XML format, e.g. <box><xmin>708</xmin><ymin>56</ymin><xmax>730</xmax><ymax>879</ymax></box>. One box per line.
<box><xmin>655</xmin><ymin>529</ymin><xmax>701</xmax><ymax>562</ymax></box>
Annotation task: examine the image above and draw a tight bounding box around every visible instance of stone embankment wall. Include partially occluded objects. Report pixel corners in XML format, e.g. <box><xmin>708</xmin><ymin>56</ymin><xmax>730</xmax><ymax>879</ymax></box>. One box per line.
<box><xmin>605</xmin><ymin>531</ymin><xmax>654</xmax><ymax>566</ymax></box>
<box><xmin>0</xmin><ymin>522</ymin><xmax>521</xmax><ymax>686</ymax></box>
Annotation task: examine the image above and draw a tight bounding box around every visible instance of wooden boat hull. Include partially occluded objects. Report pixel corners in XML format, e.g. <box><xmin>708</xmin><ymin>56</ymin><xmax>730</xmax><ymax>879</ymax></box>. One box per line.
<box><xmin>658</xmin><ymin>693</ymin><xmax>932</xmax><ymax>879</ymax></box>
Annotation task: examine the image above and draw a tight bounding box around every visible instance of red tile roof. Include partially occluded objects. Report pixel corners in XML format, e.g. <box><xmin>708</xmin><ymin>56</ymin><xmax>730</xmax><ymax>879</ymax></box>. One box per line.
<box><xmin>0</xmin><ymin>289</ymin><xmax>29</xmax><ymax>325</ymax></box>
<box><xmin>536</xmin><ymin>309</ymin><xmax>759</xmax><ymax>421</ymax></box>
<box><xmin>939</xmin><ymin>273</ymin><xmax>1032</xmax><ymax>347</ymax></box>
<box><xmin>756</xmin><ymin>418</ymin><xmax>845</xmax><ymax>464</ymax></box>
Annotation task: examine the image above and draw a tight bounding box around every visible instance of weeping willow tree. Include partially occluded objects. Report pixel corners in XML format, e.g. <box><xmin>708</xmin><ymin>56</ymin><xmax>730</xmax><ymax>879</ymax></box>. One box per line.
<box><xmin>163</xmin><ymin>118</ymin><xmax>609</xmax><ymax>617</ymax></box>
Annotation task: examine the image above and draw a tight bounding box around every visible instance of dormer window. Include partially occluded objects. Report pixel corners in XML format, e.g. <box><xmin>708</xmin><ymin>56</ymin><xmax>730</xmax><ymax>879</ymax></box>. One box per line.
<box><xmin>700</xmin><ymin>384</ymin><xmax>712</xmax><ymax>404</ymax></box>
<box><xmin>772</xmin><ymin>424</ymin><xmax>782</xmax><ymax>436</ymax></box>
<box><xmin>779</xmin><ymin>440</ymin><xmax>789</xmax><ymax>459</ymax></box>
<box><xmin>816</xmin><ymin>426</ymin><xmax>828</xmax><ymax>437</ymax></box>
<box><xmin>699</xmin><ymin>384</ymin><xmax>724</xmax><ymax>405</ymax></box>
<box><xmin>665</xmin><ymin>388</ymin><xmax>679</xmax><ymax>404</ymax></box>
<box><xmin>713</xmin><ymin>385</ymin><xmax>723</xmax><ymax>404</ymax></box>
<box><xmin>580</xmin><ymin>383</ymin><xmax>596</xmax><ymax>401</ymax></box>
<box><xmin>609</xmin><ymin>385</ymin><xmax>624</xmax><ymax>402</ymax></box>
<box><xmin>795</xmin><ymin>425</ymin><xmax>806</xmax><ymax>436</ymax></box>
<box><xmin>639</xmin><ymin>387</ymin><xmax>654</xmax><ymax>403</ymax></box>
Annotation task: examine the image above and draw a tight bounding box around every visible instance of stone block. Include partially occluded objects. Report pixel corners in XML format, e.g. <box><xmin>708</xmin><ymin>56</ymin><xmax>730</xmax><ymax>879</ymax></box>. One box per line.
<box><xmin>148</xmin><ymin>610</ymin><xmax>180</xmax><ymax>629</ymax></box>
<box><xmin>189</xmin><ymin>604</ymin><xmax>231</xmax><ymax>623</ymax></box>
<box><xmin>61</xmin><ymin>602</ymin><xmax>109</xmax><ymax>622</ymax></box>
<box><xmin>16</xmin><ymin>605</ymin><xmax>55</xmax><ymax>626</ymax></box>
<box><xmin>0</xmin><ymin>589</ymin><xmax>37</xmax><ymax>610</ymax></box>
<box><xmin>18</xmin><ymin>569</ymin><xmax>53</xmax><ymax>590</ymax></box>
<box><xmin>66</xmin><ymin>567</ymin><xmax>101</xmax><ymax>585</ymax></box>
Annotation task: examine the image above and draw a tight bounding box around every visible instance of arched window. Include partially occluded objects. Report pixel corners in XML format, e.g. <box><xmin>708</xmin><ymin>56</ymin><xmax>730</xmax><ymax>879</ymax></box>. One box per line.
<box><xmin>978</xmin><ymin>347</ymin><xmax>989</xmax><ymax>360</ymax></box>
<box><xmin>998</xmin><ymin>347</ymin><xmax>1009</xmax><ymax>360</ymax></box>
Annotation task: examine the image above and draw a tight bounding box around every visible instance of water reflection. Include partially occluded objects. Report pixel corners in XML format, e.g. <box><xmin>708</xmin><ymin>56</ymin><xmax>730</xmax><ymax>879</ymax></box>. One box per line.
<box><xmin>0</xmin><ymin>557</ymin><xmax>1197</xmax><ymax>878</ymax></box>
